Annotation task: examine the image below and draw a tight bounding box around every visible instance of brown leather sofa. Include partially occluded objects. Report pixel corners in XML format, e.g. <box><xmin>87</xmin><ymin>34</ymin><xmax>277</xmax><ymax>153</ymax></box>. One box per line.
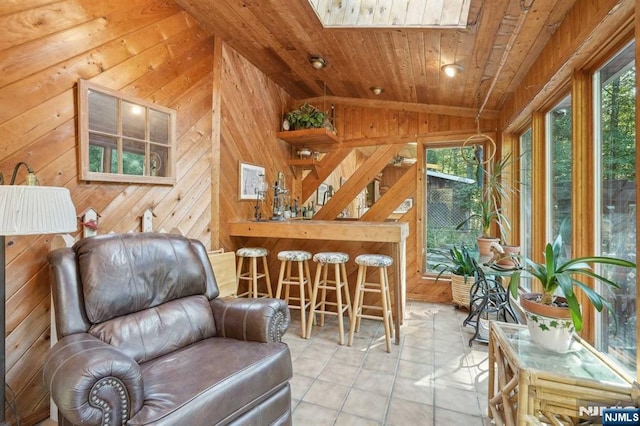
<box><xmin>43</xmin><ymin>233</ymin><xmax>292</xmax><ymax>426</ymax></box>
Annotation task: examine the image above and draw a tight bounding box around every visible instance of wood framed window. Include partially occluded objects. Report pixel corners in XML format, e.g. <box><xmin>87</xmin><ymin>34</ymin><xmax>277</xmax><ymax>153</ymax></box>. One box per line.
<box><xmin>77</xmin><ymin>79</ymin><xmax>176</xmax><ymax>185</ymax></box>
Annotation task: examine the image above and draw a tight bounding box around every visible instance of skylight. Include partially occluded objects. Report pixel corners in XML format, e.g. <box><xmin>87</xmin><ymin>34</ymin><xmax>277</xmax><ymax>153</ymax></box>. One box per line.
<box><xmin>307</xmin><ymin>0</ymin><xmax>471</xmax><ymax>28</ymax></box>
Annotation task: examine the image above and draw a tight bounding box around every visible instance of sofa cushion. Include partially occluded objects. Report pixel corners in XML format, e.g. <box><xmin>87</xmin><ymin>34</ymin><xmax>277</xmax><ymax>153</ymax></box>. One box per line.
<box><xmin>75</xmin><ymin>233</ymin><xmax>207</xmax><ymax>323</ymax></box>
<box><xmin>90</xmin><ymin>295</ymin><xmax>216</xmax><ymax>363</ymax></box>
<box><xmin>128</xmin><ymin>338</ymin><xmax>292</xmax><ymax>425</ymax></box>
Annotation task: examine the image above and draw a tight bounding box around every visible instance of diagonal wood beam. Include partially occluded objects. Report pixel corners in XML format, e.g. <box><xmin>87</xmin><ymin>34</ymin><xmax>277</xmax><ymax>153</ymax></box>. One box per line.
<box><xmin>313</xmin><ymin>144</ymin><xmax>405</xmax><ymax>220</ymax></box>
<box><xmin>301</xmin><ymin>146</ymin><xmax>353</xmax><ymax>202</ymax></box>
<box><xmin>360</xmin><ymin>164</ymin><xmax>417</xmax><ymax>222</ymax></box>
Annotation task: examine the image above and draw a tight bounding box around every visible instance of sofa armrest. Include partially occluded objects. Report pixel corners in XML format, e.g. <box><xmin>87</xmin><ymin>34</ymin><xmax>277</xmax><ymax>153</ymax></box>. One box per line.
<box><xmin>43</xmin><ymin>334</ymin><xmax>144</xmax><ymax>426</ymax></box>
<box><xmin>211</xmin><ymin>297</ymin><xmax>290</xmax><ymax>342</ymax></box>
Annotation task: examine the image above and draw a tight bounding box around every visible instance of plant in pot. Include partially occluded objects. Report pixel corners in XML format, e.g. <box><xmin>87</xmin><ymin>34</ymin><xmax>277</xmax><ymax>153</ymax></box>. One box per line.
<box><xmin>457</xmin><ymin>152</ymin><xmax>518</xmax><ymax>257</ymax></box>
<box><xmin>283</xmin><ymin>103</ymin><xmax>330</xmax><ymax>131</ymax></box>
<box><xmin>508</xmin><ymin>234</ymin><xmax>636</xmax><ymax>353</ymax></box>
<box><xmin>433</xmin><ymin>245</ymin><xmax>478</xmax><ymax>309</ymax></box>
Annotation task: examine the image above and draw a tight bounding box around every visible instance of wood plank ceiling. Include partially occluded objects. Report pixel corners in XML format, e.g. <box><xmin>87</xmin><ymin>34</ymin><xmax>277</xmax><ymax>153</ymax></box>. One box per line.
<box><xmin>175</xmin><ymin>0</ymin><xmax>576</xmax><ymax>118</ymax></box>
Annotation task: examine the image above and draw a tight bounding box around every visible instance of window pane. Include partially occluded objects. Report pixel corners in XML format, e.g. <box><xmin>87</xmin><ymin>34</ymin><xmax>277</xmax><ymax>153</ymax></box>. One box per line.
<box><xmin>519</xmin><ymin>128</ymin><xmax>533</xmax><ymax>291</ymax></box>
<box><xmin>595</xmin><ymin>41</ymin><xmax>636</xmax><ymax>373</ymax></box>
<box><xmin>122</xmin><ymin>139</ymin><xmax>145</xmax><ymax>176</ymax></box>
<box><xmin>88</xmin><ymin>90</ymin><xmax>117</xmax><ymax>134</ymax></box>
<box><xmin>88</xmin><ymin>133</ymin><xmax>117</xmax><ymax>173</ymax></box>
<box><xmin>547</xmin><ymin>97</ymin><xmax>572</xmax><ymax>261</ymax></box>
<box><xmin>425</xmin><ymin>146</ymin><xmax>480</xmax><ymax>272</ymax></box>
<box><xmin>150</xmin><ymin>109</ymin><xmax>170</xmax><ymax>143</ymax></box>
<box><xmin>122</xmin><ymin>101</ymin><xmax>146</xmax><ymax>139</ymax></box>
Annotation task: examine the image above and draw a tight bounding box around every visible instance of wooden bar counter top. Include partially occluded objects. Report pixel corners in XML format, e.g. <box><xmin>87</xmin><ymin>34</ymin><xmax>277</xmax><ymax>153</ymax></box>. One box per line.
<box><xmin>229</xmin><ymin>220</ymin><xmax>409</xmax><ymax>344</ymax></box>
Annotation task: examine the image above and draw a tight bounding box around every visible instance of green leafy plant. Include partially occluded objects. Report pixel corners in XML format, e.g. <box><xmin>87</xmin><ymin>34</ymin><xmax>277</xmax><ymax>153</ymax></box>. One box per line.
<box><xmin>508</xmin><ymin>234</ymin><xmax>636</xmax><ymax>332</ymax></box>
<box><xmin>457</xmin><ymin>152</ymin><xmax>517</xmax><ymax>240</ymax></box>
<box><xmin>433</xmin><ymin>245</ymin><xmax>477</xmax><ymax>281</ymax></box>
<box><xmin>284</xmin><ymin>103</ymin><xmax>326</xmax><ymax>130</ymax></box>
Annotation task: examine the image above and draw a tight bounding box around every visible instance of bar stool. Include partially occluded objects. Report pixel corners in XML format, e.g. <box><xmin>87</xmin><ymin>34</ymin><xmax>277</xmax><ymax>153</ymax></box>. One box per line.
<box><xmin>235</xmin><ymin>247</ymin><xmax>273</xmax><ymax>298</ymax></box>
<box><xmin>348</xmin><ymin>254</ymin><xmax>394</xmax><ymax>353</ymax></box>
<box><xmin>306</xmin><ymin>252</ymin><xmax>352</xmax><ymax>344</ymax></box>
<box><xmin>275</xmin><ymin>250</ymin><xmax>313</xmax><ymax>338</ymax></box>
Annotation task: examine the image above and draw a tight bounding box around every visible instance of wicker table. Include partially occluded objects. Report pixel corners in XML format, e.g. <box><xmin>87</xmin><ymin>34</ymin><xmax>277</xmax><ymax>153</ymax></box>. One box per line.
<box><xmin>488</xmin><ymin>321</ymin><xmax>640</xmax><ymax>425</ymax></box>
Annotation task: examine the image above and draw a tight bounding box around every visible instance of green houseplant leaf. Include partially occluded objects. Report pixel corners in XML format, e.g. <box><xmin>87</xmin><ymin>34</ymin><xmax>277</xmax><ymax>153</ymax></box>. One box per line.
<box><xmin>508</xmin><ymin>234</ymin><xmax>635</xmax><ymax>332</ymax></box>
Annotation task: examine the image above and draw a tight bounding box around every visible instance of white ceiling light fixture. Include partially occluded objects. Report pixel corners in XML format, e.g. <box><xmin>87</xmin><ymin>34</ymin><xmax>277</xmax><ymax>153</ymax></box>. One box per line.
<box><xmin>370</xmin><ymin>86</ymin><xmax>384</xmax><ymax>95</ymax></box>
<box><xmin>441</xmin><ymin>63</ymin><xmax>464</xmax><ymax>78</ymax></box>
<box><xmin>309</xmin><ymin>55</ymin><xmax>327</xmax><ymax>69</ymax></box>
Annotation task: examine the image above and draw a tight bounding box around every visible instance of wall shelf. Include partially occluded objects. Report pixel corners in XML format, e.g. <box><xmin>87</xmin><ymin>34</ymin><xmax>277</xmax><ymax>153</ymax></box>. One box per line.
<box><xmin>287</xmin><ymin>158</ymin><xmax>320</xmax><ymax>178</ymax></box>
<box><xmin>276</xmin><ymin>127</ymin><xmax>340</xmax><ymax>152</ymax></box>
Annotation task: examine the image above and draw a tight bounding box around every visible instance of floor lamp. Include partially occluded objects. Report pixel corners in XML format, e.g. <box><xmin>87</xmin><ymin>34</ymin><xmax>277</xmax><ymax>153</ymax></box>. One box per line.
<box><xmin>0</xmin><ymin>163</ymin><xmax>77</xmax><ymax>424</ymax></box>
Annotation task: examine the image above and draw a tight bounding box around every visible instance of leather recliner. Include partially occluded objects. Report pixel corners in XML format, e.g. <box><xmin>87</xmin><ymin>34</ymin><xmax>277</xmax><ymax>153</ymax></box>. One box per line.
<box><xmin>43</xmin><ymin>233</ymin><xmax>292</xmax><ymax>425</ymax></box>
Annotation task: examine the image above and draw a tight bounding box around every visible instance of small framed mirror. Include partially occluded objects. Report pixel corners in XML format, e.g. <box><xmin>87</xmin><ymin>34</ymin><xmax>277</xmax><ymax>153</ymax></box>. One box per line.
<box><xmin>78</xmin><ymin>79</ymin><xmax>176</xmax><ymax>185</ymax></box>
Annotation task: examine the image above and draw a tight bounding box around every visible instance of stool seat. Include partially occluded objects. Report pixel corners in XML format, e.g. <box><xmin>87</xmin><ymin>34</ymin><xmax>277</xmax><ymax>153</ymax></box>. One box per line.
<box><xmin>278</xmin><ymin>250</ymin><xmax>312</xmax><ymax>262</ymax></box>
<box><xmin>355</xmin><ymin>254</ymin><xmax>393</xmax><ymax>267</ymax></box>
<box><xmin>313</xmin><ymin>252</ymin><xmax>349</xmax><ymax>264</ymax></box>
<box><xmin>236</xmin><ymin>247</ymin><xmax>269</xmax><ymax>257</ymax></box>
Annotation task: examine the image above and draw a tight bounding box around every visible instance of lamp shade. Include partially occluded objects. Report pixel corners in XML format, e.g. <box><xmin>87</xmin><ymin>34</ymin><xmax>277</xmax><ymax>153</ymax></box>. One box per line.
<box><xmin>0</xmin><ymin>186</ymin><xmax>77</xmax><ymax>235</ymax></box>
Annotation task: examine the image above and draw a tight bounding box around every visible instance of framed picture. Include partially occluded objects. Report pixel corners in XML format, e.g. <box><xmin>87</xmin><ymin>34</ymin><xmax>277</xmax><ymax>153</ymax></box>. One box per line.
<box><xmin>316</xmin><ymin>183</ymin><xmax>329</xmax><ymax>205</ymax></box>
<box><xmin>393</xmin><ymin>198</ymin><xmax>414</xmax><ymax>214</ymax></box>
<box><xmin>238</xmin><ymin>162</ymin><xmax>265</xmax><ymax>200</ymax></box>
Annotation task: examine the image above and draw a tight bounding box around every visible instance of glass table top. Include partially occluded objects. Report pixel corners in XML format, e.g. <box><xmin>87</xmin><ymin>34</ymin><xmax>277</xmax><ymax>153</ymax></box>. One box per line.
<box><xmin>495</xmin><ymin>322</ymin><xmax>630</xmax><ymax>386</ymax></box>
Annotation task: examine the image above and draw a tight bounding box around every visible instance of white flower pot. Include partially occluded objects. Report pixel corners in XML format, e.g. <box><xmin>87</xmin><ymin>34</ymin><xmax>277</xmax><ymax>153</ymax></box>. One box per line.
<box><xmin>521</xmin><ymin>293</ymin><xmax>575</xmax><ymax>353</ymax></box>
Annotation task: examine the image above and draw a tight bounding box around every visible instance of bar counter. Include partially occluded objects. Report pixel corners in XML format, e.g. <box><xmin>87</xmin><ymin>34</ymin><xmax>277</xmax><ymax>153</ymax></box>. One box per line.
<box><xmin>229</xmin><ymin>220</ymin><xmax>409</xmax><ymax>344</ymax></box>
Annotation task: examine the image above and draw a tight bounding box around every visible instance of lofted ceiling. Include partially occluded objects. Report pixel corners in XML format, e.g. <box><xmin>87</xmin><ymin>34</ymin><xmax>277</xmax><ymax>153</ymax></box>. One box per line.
<box><xmin>176</xmin><ymin>0</ymin><xmax>576</xmax><ymax>118</ymax></box>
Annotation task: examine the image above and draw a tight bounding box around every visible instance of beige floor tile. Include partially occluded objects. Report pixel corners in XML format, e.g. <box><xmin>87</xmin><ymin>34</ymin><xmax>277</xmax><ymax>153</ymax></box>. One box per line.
<box><xmin>289</xmin><ymin>374</ymin><xmax>314</xmax><ymax>400</ymax></box>
<box><xmin>317</xmin><ymin>362</ymin><xmax>360</xmax><ymax>386</ymax></box>
<box><xmin>302</xmin><ymin>379</ymin><xmax>350</xmax><ymax>410</ymax></box>
<box><xmin>334</xmin><ymin>412</ymin><xmax>383</xmax><ymax>426</ymax></box>
<box><xmin>392</xmin><ymin>376</ymin><xmax>434</xmax><ymax>405</ymax></box>
<box><xmin>396</xmin><ymin>359</ymin><xmax>434</xmax><ymax>380</ymax></box>
<box><xmin>386</xmin><ymin>397</ymin><xmax>434</xmax><ymax>426</ymax></box>
<box><xmin>434</xmin><ymin>383</ymin><xmax>482</xmax><ymax>416</ymax></box>
<box><xmin>352</xmin><ymin>369</ymin><xmax>395</xmax><ymax>396</ymax></box>
<box><xmin>342</xmin><ymin>388</ymin><xmax>389</xmax><ymax>421</ymax></box>
<box><xmin>435</xmin><ymin>407</ymin><xmax>485</xmax><ymax>425</ymax></box>
<box><xmin>362</xmin><ymin>350</ymin><xmax>399</xmax><ymax>374</ymax></box>
<box><xmin>293</xmin><ymin>354</ymin><xmax>328</xmax><ymax>378</ymax></box>
<box><xmin>330</xmin><ymin>345</ymin><xmax>368</xmax><ymax>367</ymax></box>
<box><xmin>291</xmin><ymin>401</ymin><xmax>338</xmax><ymax>426</ymax></box>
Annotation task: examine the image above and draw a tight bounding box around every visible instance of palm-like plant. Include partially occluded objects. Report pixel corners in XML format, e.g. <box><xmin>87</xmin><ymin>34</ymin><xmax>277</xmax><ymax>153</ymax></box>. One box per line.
<box><xmin>433</xmin><ymin>245</ymin><xmax>477</xmax><ymax>280</ymax></box>
<box><xmin>508</xmin><ymin>235</ymin><xmax>636</xmax><ymax>332</ymax></box>
<box><xmin>457</xmin><ymin>152</ymin><xmax>516</xmax><ymax>240</ymax></box>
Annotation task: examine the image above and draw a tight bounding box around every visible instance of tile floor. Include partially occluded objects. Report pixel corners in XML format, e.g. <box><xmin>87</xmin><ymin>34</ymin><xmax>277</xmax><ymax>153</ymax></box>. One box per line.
<box><xmin>284</xmin><ymin>300</ymin><xmax>492</xmax><ymax>425</ymax></box>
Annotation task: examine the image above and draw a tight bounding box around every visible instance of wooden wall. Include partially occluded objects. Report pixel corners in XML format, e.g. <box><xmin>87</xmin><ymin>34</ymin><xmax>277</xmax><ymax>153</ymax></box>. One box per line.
<box><xmin>0</xmin><ymin>1</ymin><xmax>218</xmax><ymax>423</ymax></box>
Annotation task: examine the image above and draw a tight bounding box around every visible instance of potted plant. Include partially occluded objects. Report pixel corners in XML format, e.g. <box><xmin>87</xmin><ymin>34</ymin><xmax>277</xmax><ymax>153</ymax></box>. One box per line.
<box><xmin>457</xmin><ymin>152</ymin><xmax>517</xmax><ymax>257</ymax></box>
<box><xmin>508</xmin><ymin>234</ymin><xmax>635</xmax><ymax>353</ymax></box>
<box><xmin>283</xmin><ymin>103</ymin><xmax>328</xmax><ymax>130</ymax></box>
<box><xmin>433</xmin><ymin>245</ymin><xmax>478</xmax><ymax>308</ymax></box>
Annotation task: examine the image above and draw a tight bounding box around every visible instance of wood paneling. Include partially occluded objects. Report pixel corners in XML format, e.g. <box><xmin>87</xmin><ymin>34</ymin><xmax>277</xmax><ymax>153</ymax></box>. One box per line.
<box><xmin>1</xmin><ymin>0</ymin><xmax>216</xmax><ymax>423</ymax></box>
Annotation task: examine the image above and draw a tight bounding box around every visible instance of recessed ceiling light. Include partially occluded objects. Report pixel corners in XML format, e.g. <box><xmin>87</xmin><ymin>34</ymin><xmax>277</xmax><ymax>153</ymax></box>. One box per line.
<box><xmin>370</xmin><ymin>86</ymin><xmax>384</xmax><ymax>95</ymax></box>
<box><xmin>441</xmin><ymin>63</ymin><xmax>463</xmax><ymax>78</ymax></box>
<box><xmin>309</xmin><ymin>55</ymin><xmax>327</xmax><ymax>69</ymax></box>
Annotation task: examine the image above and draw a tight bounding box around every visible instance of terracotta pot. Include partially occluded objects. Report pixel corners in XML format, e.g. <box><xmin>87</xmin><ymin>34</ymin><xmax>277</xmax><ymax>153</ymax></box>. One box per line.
<box><xmin>497</xmin><ymin>244</ymin><xmax>521</xmax><ymax>267</ymax></box>
<box><xmin>477</xmin><ymin>237</ymin><xmax>500</xmax><ymax>257</ymax></box>
<box><xmin>520</xmin><ymin>293</ymin><xmax>575</xmax><ymax>352</ymax></box>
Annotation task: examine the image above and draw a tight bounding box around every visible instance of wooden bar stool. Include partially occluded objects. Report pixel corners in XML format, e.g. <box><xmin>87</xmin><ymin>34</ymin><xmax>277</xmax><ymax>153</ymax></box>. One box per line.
<box><xmin>275</xmin><ymin>250</ymin><xmax>313</xmax><ymax>338</ymax></box>
<box><xmin>348</xmin><ymin>254</ymin><xmax>394</xmax><ymax>352</ymax></box>
<box><xmin>306</xmin><ymin>252</ymin><xmax>352</xmax><ymax>344</ymax></box>
<box><xmin>235</xmin><ymin>247</ymin><xmax>273</xmax><ymax>298</ymax></box>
